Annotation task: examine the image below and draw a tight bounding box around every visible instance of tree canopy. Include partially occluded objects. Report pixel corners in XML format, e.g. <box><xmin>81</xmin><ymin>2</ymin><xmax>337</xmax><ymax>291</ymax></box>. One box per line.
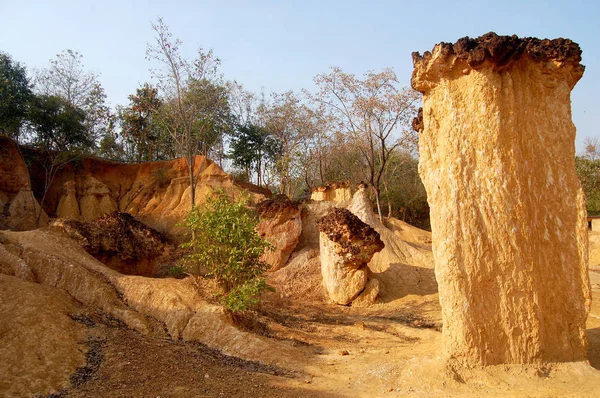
<box><xmin>0</xmin><ymin>52</ymin><xmax>32</xmax><ymax>139</ymax></box>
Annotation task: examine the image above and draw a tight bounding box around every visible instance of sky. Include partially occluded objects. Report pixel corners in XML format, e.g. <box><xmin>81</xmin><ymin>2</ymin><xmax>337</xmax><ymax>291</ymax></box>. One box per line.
<box><xmin>0</xmin><ymin>0</ymin><xmax>598</xmax><ymax>152</ymax></box>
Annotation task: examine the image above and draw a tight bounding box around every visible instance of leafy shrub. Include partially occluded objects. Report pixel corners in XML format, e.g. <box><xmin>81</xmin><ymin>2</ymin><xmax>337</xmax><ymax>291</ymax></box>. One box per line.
<box><xmin>182</xmin><ymin>190</ymin><xmax>271</xmax><ymax>312</ymax></box>
<box><xmin>166</xmin><ymin>263</ymin><xmax>188</xmax><ymax>279</ymax></box>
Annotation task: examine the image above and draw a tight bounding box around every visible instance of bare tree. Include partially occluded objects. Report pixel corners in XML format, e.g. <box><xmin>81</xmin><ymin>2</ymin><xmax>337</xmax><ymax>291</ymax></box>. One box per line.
<box><xmin>35</xmin><ymin>50</ymin><xmax>113</xmax><ymax>146</ymax></box>
<box><xmin>310</xmin><ymin>67</ymin><xmax>420</xmax><ymax>221</ymax></box>
<box><xmin>146</xmin><ymin>18</ymin><xmax>229</xmax><ymax>208</ymax></box>
<box><xmin>583</xmin><ymin>136</ymin><xmax>600</xmax><ymax>161</ymax></box>
<box><xmin>35</xmin><ymin>49</ymin><xmax>98</xmax><ymax>108</ymax></box>
<box><xmin>259</xmin><ymin>91</ymin><xmax>318</xmax><ymax>197</ymax></box>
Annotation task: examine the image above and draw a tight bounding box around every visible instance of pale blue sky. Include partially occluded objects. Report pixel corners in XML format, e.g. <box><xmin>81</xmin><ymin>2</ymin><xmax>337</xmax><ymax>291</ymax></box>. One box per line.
<box><xmin>1</xmin><ymin>0</ymin><xmax>598</xmax><ymax>151</ymax></box>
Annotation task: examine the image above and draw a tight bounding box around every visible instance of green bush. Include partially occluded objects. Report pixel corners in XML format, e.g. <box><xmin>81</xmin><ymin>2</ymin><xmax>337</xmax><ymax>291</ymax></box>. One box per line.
<box><xmin>182</xmin><ymin>190</ymin><xmax>271</xmax><ymax>312</ymax></box>
<box><xmin>166</xmin><ymin>263</ymin><xmax>188</xmax><ymax>279</ymax></box>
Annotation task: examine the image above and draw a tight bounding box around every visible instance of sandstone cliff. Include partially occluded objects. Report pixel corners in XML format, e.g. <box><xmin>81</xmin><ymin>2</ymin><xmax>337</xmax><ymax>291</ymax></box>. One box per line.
<box><xmin>0</xmin><ymin>137</ymin><xmax>48</xmax><ymax>230</ymax></box>
<box><xmin>257</xmin><ymin>196</ymin><xmax>302</xmax><ymax>271</ymax></box>
<box><xmin>26</xmin><ymin>155</ymin><xmax>269</xmax><ymax>234</ymax></box>
<box><xmin>412</xmin><ymin>32</ymin><xmax>590</xmax><ymax>366</ymax></box>
<box><xmin>310</xmin><ymin>181</ymin><xmax>352</xmax><ymax>202</ymax></box>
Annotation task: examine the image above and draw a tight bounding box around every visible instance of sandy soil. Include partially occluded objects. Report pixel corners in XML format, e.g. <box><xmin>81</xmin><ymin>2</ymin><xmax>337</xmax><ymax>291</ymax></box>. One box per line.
<box><xmin>3</xmin><ymin>230</ymin><xmax>600</xmax><ymax>397</ymax></box>
<box><xmin>52</xmin><ymin>282</ymin><xmax>600</xmax><ymax>398</ymax></box>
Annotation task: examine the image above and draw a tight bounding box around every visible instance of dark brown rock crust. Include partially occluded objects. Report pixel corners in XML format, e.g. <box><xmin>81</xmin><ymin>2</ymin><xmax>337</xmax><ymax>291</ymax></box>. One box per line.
<box><xmin>412</xmin><ymin>107</ymin><xmax>424</xmax><ymax>134</ymax></box>
<box><xmin>412</xmin><ymin>32</ymin><xmax>583</xmax><ymax>70</ymax></box>
<box><xmin>256</xmin><ymin>195</ymin><xmax>299</xmax><ymax>219</ymax></box>
<box><xmin>51</xmin><ymin>212</ymin><xmax>167</xmax><ymax>276</ymax></box>
<box><xmin>317</xmin><ymin>208</ymin><xmax>384</xmax><ymax>255</ymax></box>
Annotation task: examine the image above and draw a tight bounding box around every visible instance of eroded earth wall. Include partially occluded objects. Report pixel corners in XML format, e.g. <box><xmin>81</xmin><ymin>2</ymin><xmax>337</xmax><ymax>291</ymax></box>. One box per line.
<box><xmin>412</xmin><ymin>32</ymin><xmax>591</xmax><ymax>365</ymax></box>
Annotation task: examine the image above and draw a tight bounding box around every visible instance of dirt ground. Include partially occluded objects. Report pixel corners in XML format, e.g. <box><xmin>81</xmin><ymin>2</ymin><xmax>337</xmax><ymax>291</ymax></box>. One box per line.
<box><xmin>2</xmin><ymin>230</ymin><xmax>598</xmax><ymax>397</ymax></box>
<box><xmin>53</xmin><ymin>279</ymin><xmax>600</xmax><ymax>398</ymax></box>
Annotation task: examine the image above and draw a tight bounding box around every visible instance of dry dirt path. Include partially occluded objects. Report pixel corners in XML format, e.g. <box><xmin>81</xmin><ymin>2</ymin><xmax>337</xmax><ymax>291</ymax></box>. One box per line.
<box><xmin>58</xmin><ymin>285</ymin><xmax>600</xmax><ymax>398</ymax></box>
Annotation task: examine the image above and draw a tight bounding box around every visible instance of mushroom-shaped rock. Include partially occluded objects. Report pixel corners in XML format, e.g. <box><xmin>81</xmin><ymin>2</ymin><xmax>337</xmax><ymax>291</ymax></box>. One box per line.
<box><xmin>412</xmin><ymin>32</ymin><xmax>590</xmax><ymax>366</ymax></box>
<box><xmin>317</xmin><ymin>208</ymin><xmax>384</xmax><ymax>305</ymax></box>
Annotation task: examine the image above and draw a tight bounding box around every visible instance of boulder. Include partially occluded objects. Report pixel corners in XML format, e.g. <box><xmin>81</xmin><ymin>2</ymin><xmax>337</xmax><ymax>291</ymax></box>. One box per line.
<box><xmin>412</xmin><ymin>32</ymin><xmax>590</xmax><ymax>365</ymax></box>
<box><xmin>317</xmin><ymin>208</ymin><xmax>383</xmax><ymax>305</ymax></box>
<box><xmin>351</xmin><ymin>278</ymin><xmax>381</xmax><ymax>307</ymax></box>
<box><xmin>268</xmin><ymin>248</ymin><xmax>325</xmax><ymax>302</ymax></box>
<box><xmin>257</xmin><ymin>196</ymin><xmax>302</xmax><ymax>271</ymax></box>
<box><xmin>296</xmin><ymin>200</ymin><xmax>348</xmax><ymax>251</ymax></box>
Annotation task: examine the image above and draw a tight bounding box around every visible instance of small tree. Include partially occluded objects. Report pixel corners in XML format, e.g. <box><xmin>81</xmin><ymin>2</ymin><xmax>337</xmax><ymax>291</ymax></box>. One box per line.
<box><xmin>0</xmin><ymin>51</ymin><xmax>32</xmax><ymax>141</ymax></box>
<box><xmin>147</xmin><ymin>18</ymin><xmax>230</xmax><ymax>208</ymax></box>
<box><xmin>119</xmin><ymin>83</ymin><xmax>163</xmax><ymax>162</ymax></box>
<box><xmin>26</xmin><ymin>94</ymin><xmax>92</xmax><ymax>221</ymax></box>
<box><xmin>183</xmin><ymin>190</ymin><xmax>271</xmax><ymax>312</ymax></box>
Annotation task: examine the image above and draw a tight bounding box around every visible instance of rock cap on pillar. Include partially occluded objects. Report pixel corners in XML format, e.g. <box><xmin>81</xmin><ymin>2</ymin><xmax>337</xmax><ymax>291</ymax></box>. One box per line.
<box><xmin>411</xmin><ymin>32</ymin><xmax>585</xmax><ymax>94</ymax></box>
<box><xmin>317</xmin><ymin>208</ymin><xmax>384</xmax><ymax>305</ymax></box>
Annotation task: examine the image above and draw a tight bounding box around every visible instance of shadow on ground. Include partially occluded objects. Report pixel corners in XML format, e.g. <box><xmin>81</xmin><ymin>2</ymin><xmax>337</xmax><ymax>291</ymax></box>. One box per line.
<box><xmin>588</xmin><ymin>327</ymin><xmax>600</xmax><ymax>370</ymax></box>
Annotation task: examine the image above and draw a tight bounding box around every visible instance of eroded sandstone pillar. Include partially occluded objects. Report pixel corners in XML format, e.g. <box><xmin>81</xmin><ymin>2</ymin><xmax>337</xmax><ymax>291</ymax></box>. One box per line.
<box><xmin>412</xmin><ymin>33</ymin><xmax>591</xmax><ymax>366</ymax></box>
<box><xmin>317</xmin><ymin>208</ymin><xmax>384</xmax><ymax>305</ymax></box>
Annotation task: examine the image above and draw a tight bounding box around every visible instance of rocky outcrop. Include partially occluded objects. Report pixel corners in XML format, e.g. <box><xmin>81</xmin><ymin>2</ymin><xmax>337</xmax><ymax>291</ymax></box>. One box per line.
<box><xmin>317</xmin><ymin>208</ymin><xmax>383</xmax><ymax>305</ymax></box>
<box><xmin>351</xmin><ymin>278</ymin><xmax>381</xmax><ymax>307</ymax></box>
<box><xmin>50</xmin><ymin>212</ymin><xmax>167</xmax><ymax>276</ymax></box>
<box><xmin>268</xmin><ymin>248</ymin><xmax>326</xmax><ymax>302</ymax></box>
<box><xmin>57</xmin><ymin>176</ymin><xmax>119</xmax><ymax>221</ymax></box>
<box><xmin>347</xmin><ymin>185</ymin><xmax>436</xmax><ymax>300</ymax></box>
<box><xmin>412</xmin><ymin>32</ymin><xmax>590</xmax><ymax>365</ymax></box>
<box><xmin>27</xmin><ymin>155</ymin><xmax>268</xmax><ymax>235</ymax></box>
<box><xmin>0</xmin><ymin>274</ymin><xmax>87</xmax><ymax>397</ymax></box>
<box><xmin>0</xmin><ymin>137</ymin><xmax>48</xmax><ymax>230</ymax></box>
<box><xmin>0</xmin><ymin>229</ymin><xmax>304</xmax><ymax>372</ymax></box>
<box><xmin>311</xmin><ymin>181</ymin><xmax>352</xmax><ymax>202</ymax></box>
<box><xmin>296</xmin><ymin>200</ymin><xmax>347</xmax><ymax>250</ymax></box>
<box><xmin>257</xmin><ymin>196</ymin><xmax>302</xmax><ymax>271</ymax></box>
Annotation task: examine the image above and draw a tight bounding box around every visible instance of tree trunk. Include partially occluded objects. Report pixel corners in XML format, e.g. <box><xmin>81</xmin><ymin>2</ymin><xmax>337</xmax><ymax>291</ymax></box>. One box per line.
<box><xmin>372</xmin><ymin>185</ymin><xmax>383</xmax><ymax>222</ymax></box>
<box><xmin>188</xmin><ymin>156</ymin><xmax>196</xmax><ymax>209</ymax></box>
<box><xmin>383</xmin><ymin>178</ymin><xmax>393</xmax><ymax>218</ymax></box>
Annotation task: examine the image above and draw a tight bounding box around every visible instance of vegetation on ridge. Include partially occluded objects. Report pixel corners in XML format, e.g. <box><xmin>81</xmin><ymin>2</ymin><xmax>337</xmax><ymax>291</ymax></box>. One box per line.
<box><xmin>182</xmin><ymin>190</ymin><xmax>271</xmax><ymax>312</ymax></box>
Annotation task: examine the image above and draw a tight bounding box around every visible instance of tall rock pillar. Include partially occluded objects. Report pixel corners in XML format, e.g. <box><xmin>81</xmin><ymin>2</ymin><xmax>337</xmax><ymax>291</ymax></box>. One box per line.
<box><xmin>411</xmin><ymin>33</ymin><xmax>591</xmax><ymax>366</ymax></box>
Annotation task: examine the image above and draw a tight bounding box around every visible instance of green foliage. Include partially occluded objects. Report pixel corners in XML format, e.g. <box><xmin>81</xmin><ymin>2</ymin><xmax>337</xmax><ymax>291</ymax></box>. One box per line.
<box><xmin>166</xmin><ymin>263</ymin><xmax>188</xmax><ymax>279</ymax></box>
<box><xmin>576</xmin><ymin>156</ymin><xmax>600</xmax><ymax>216</ymax></box>
<box><xmin>119</xmin><ymin>83</ymin><xmax>164</xmax><ymax>162</ymax></box>
<box><xmin>229</xmin><ymin>123</ymin><xmax>281</xmax><ymax>186</ymax></box>
<box><xmin>183</xmin><ymin>190</ymin><xmax>271</xmax><ymax>312</ymax></box>
<box><xmin>0</xmin><ymin>51</ymin><xmax>32</xmax><ymax>139</ymax></box>
<box><xmin>27</xmin><ymin>95</ymin><xmax>92</xmax><ymax>152</ymax></box>
<box><xmin>223</xmin><ymin>278</ymin><xmax>267</xmax><ymax>313</ymax></box>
